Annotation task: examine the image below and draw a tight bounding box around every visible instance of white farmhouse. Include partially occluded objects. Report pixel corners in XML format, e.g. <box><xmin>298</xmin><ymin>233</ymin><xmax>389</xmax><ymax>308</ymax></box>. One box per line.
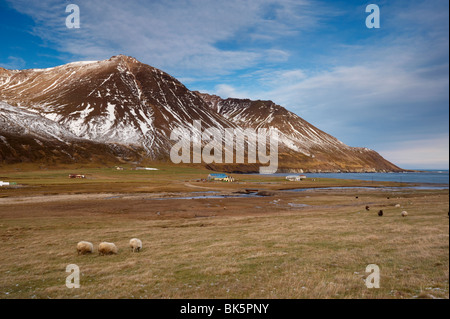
<box><xmin>286</xmin><ymin>175</ymin><xmax>307</xmax><ymax>182</ymax></box>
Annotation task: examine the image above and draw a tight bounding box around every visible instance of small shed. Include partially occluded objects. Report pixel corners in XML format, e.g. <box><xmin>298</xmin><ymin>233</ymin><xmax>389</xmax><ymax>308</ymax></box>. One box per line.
<box><xmin>286</xmin><ymin>175</ymin><xmax>306</xmax><ymax>182</ymax></box>
<box><xmin>207</xmin><ymin>174</ymin><xmax>234</xmax><ymax>182</ymax></box>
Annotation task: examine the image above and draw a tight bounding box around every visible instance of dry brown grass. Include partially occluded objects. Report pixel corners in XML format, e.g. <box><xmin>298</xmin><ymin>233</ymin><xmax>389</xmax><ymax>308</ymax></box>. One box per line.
<box><xmin>0</xmin><ymin>168</ymin><xmax>448</xmax><ymax>299</ymax></box>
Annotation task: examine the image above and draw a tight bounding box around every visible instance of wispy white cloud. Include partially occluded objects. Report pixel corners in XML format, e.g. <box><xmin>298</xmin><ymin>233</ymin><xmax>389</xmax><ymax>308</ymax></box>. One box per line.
<box><xmin>5</xmin><ymin>0</ymin><xmax>319</xmax><ymax>76</ymax></box>
<box><xmin>263</xmin><ymin>59</ymin><xmax>448</xmax><ymax>124</ymax></box>
<box><xmin>0</xmin><ymin>56</ymin><xmax>26</xmax><ymax>69</ymax></box>
<box><xmin>214</xmin><ymin>84</ymin><xmax>248</xmax><ymax>100</ymax></box>
<box><xmin>378</xmin><ymin>135</ymin><xmax>449</xmax><ymax>169</ymax></box>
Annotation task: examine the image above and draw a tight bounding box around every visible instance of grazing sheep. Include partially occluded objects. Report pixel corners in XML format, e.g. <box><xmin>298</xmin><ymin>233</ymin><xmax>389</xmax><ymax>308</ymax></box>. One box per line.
<box><xmin>365</xmin><ymin>206</ymin><xmax>370</xmax><ymax>211</ymax></box>
<box><xmin>401</xmin><ymin>211</ymin><xmax>408</xmax><ymax>217</ymax></box>
<box><xmin>129</xmin><ymin>238</ymin><xmax>143</xmax><ymax>252</ymax></box>
<box><xmin>98</xmin><ymin>242</ymin><xmax>118</xmax><ymax>255</ymax></box>
<box><xmin>378</xmin><ymin>210</ymin><xmax>383</xmax><ymax>217</ymax></box>
<box><xmin>77</xmin><ymin>241</ymin><xmax>94</xmax><ymax>255</ymax></box>
<box><xmin>395</xmin><ymin>204</ymin><xmax>401</xmax><ymax>208</ymax></box>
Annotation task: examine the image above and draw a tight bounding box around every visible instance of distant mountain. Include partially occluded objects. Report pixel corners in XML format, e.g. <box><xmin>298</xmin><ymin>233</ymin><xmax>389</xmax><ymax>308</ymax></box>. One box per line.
<box><xmin>0</xmin><ymin>55</ymin><xmax>402</xmax><ymax>172</ymax></box>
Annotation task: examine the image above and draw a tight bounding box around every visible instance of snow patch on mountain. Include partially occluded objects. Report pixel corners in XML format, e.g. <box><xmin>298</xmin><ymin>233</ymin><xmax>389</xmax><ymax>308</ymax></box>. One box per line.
<box><xmin>0</xmin><ymin>101</ymin><xmax>78</xmax><ymax>142</ymax></box>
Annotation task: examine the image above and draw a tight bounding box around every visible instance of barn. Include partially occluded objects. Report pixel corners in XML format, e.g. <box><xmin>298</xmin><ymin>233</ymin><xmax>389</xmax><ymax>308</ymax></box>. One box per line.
<box><xmin>286</xmin><ymin>175</ymin><xmax>307</xmax><ymax>182</ymax></box>
<box><xmin>207</xmin><ymin>174</ymin><xmax>235</xmax><ymax>182</ymax></box>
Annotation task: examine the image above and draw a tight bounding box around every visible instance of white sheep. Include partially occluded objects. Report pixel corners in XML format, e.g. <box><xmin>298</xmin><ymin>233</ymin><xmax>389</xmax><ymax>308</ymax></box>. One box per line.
<box><xmin>129</xmin><ymin>238</ymin><xmax>142</xmax><ymax>252</ymax></box>
<box><xmin>77</xmin><ymin>241</ymin><xmax>94</xmax><ymax>255</ymax></box>
<box><xmin>401</xmin><ymin>211</ymin><xmax>408</xmax><ymax>217</ymax></box>
<box><xmin>395</xmin><ymin>204</ymin><xmax>401</xmax><ymax>208</ymax></box>
<box><xmin>98</xmin><ymin>242</ymin><xmax>118</xmax><ymax>255</ymax></box>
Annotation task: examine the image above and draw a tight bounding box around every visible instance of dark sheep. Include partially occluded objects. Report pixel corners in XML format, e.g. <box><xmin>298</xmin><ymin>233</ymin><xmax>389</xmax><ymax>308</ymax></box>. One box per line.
<box><xmin>378</xmin><ymin>210</ymin><xmax>383</xmax><ymax>217</ymax></box>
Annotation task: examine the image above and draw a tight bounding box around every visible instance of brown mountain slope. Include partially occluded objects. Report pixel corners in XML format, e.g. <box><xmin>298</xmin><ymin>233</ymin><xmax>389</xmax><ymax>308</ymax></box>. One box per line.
<box><xmin>196</xmin><ymin>93</ymin><xmax>402</xmax><ymax>173</ymax></box>
<box><xmin>0</xmin><ymin>55</ymin><xmax>403</xmax><ymax>172</ymax></box>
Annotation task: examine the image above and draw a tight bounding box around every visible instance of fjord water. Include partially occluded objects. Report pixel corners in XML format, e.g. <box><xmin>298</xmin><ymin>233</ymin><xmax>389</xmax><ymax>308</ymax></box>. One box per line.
<box><xmin>273</xmin><ymin>170</ymin><xmax>449</xmax><ymax>185</ymax></box>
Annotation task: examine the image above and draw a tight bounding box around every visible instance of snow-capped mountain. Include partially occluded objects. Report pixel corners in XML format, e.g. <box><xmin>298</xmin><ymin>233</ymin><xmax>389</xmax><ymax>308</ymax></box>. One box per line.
<box><xmin>0</xmin><ymin>55</ymin><xmax>233</xmax><ymax>157</ymax></box>
<box><xmin>0</xmin><ymin>55</ymin><xmax>402</xmax><ymax>172</ymax></box>
<box><xmin>196</xmin><ymin>93</ymin><xmax>402</xmax><ymax>172</ymax></box>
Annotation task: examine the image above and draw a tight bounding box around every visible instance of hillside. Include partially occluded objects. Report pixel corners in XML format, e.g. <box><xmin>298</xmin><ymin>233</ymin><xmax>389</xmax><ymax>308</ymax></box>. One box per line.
<box><xmin>0</xmin><ymin>55</ymin><xmax>403</xmax><ymax>172</ymax></box>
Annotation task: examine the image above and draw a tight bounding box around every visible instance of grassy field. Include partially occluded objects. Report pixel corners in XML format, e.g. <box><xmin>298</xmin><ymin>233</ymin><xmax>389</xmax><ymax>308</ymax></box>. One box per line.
<box><xmin>0</xmin><ymin>165</ymin><xmax>448</xmax><ymax>299</ymax></box>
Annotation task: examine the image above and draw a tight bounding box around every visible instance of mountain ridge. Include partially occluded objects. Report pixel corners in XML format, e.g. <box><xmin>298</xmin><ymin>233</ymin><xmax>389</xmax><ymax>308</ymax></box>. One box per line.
<box><xmin>0</xmin><ymin>55</ymin><xmax>403</xmax><ymax>173</ymax></box>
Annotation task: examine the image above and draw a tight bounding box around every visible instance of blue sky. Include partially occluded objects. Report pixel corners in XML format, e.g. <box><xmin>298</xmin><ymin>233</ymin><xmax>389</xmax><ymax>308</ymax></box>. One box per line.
<box><xmin>0</xmin><ymin>0</ymin><xmax>448</xmax><ymax>169</ymax></box>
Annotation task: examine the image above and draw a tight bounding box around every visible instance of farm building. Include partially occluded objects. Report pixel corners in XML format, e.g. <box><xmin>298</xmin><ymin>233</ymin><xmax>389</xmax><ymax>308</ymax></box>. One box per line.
<box><xmin>0</xmin><ymin>181</ymin><xmax>17</xmax><ymax>186</ymax></box>
<box><xmin>286</xmin><ymin>175</ymin><xmax>307</xmax><ymax>182</ymax></box>
<box><xmin>207</xmin><ymin>174</ymin><xmax>235</xmax><ymax>182</ymax></box>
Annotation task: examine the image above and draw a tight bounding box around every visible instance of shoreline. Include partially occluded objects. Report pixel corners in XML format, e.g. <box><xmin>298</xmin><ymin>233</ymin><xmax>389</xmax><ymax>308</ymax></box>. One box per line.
<box><xmin>1</xmin><ymin>182</ymin><xmax>447</xmax><ymax>205</ymax></box>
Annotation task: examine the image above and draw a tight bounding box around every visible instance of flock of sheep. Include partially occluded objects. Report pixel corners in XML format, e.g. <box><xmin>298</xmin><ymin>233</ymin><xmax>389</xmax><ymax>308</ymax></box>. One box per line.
<box><xmin>75</xmin><ymin>198</ymin><xmax>412</xmax><ymax>256</ymax></box>
<box><xmin>364</xmin><ymin>201</ymin><xmax>408</xmax><ymax>217</ymax></box>
<box><xmin>76</xmin><ymin>238</ymin><xmax>142</xmax><ymax>255</ymax></box>
<box><xmin>77</xmin><ymin>204</ymin><xmax>410</xmax><ymax>256</ymax></box>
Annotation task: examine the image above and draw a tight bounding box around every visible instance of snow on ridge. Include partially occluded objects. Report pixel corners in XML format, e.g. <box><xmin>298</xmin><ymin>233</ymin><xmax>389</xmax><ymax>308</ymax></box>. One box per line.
<box><xmin>29</xmin><ymin>61</ymin><xmax>99</xmax><ymax>72</ymax></box>
<box><xmin>0</xmin><ymin>101</ymin><xmax>78</xmax><ymax>142</ymax></box>
<box><xmin>66</xmin><ymin>61</ymin><xmax>98</xmax><ymax>67</ymax></box>
<box><xmin>1</xmin><ymin>58</ymin><xmax>364</xmax><ymax>161</ymax></box>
